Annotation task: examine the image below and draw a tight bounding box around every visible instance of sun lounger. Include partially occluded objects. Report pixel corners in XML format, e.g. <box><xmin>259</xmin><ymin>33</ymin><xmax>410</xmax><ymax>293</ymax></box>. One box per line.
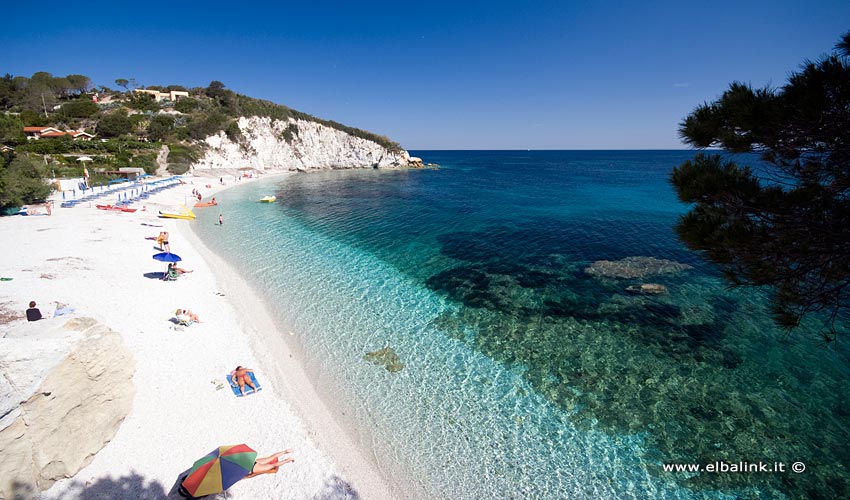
<box><xmin>227</xmin><ymin>372</ymin><xmax>262</xmax><ymax>396</ymax></box>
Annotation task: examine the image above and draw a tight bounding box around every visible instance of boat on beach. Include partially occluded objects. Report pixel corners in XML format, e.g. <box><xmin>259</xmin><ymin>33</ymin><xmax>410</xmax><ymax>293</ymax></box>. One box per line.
<box><xmin>194</xmin><ymin>201</ymin><xmax>218</xmax><ymax>208</ymax></box>
<box><xmin>96</xmin><ymin>204</ymin><xmax>138</xmax><ymax>213</ymax></box>
<box><xmin>258</xmin><ymin>196</ymin><xmax>276</xmax><ymax>203</ymax></box>
<box><xmin>159</xmin><ymin>205</ymin><xmax>196</xmax><ymax>220</ymax></box>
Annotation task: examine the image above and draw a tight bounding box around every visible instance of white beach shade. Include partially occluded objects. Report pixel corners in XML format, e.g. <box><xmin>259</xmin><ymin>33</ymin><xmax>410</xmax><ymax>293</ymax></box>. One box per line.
<box><xmin>77</xmin><ymin>156</ymin><xmax>94</xmax><ymax>162</ymax></box>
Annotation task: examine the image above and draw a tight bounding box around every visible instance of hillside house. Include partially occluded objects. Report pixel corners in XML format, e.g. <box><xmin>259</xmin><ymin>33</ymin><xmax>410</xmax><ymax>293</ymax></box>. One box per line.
<box><xmin>133</xmin><ymin>89</ymin><xmax>190</xmax><ymax>102</ymax></box>
<box><xmin>23</xmin><ymin>127</ymin><xmax>95</xmax><ymax>141</ymax></box>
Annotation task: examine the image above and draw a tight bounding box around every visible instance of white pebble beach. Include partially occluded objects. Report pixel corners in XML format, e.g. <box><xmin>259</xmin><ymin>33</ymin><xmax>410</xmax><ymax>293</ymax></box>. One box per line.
<box><xmin>0</xmin><ymin>174</ymin><xmax>399</xmax><ymax>499</ymax></box>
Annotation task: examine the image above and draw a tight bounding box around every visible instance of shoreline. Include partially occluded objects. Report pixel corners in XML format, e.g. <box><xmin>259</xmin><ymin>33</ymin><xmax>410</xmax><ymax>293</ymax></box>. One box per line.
<box><xmin>181</xmin><ymin>174</ymin><xmax>403</xmax><ymax>499</ymax></box>
<box><xmin>0</xmin><ymin>171</ymin><xmax>400</xmax><ymax>499</ymax></box>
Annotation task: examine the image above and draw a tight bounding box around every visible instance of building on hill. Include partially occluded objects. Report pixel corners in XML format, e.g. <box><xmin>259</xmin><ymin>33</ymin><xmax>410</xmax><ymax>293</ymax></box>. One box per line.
<box><xmin>24</xmin><ymin>127</ymin><xmax>63</xmax><ymax>139</ymax></box>
<box><xmin>133</xmin><ymin>89</ymin><xmax>190</xmax><ymax>102</ymax></box>
<box><xmin>23</xmin><ymin>127</ymin><xmax>95</xmax><ymax>141</ymax></box>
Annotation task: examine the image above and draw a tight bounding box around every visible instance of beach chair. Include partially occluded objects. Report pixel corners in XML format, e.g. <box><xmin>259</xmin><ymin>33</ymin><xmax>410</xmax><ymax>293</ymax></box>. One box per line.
<box><xmin>163</xmin><ymin>268</ymin><xmax>180</xmax><ymax>281</ymax></box>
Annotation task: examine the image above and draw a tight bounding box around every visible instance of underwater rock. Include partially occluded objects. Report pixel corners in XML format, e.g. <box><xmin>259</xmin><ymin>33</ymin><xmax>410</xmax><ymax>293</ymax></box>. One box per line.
<box><xmin>364</xmin><ymin>346</ymin><xmax>405</xmax><ymax>373</ymax></box>
<box><xmin>626</xmin><ymin>283</ymin><xmax>668</xmax><ymax>294</ymax></box>
<box><xmin>584</xmin><ymin>256</ymin><xmax>692</xmax><ymax>279</ymax></box>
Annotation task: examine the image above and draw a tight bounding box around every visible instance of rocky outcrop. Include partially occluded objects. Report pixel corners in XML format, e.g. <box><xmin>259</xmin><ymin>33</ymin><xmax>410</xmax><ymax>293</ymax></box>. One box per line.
<box><xmin>155</xmin><ymin>144</ymin><xmax>170</xmax><ymax>177</ymax></box>
<box><xmin>0</xmin><ymin>317</ymin><xmax>135</xmax><ymax>498</ymax></box>
<box><xmin>584</xmin><ymin>256</ymin><xmax>692</xmax><ymax>279</ymax></box>
<box><xmin>193</xmin><ymin>116</ymin><xmax>415</xmax><ymax>172</ymax></box>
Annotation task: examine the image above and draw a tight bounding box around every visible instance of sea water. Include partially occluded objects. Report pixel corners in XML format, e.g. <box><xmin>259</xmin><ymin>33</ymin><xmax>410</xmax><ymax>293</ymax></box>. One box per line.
<box><xmin>193</xmin><ymin>151</ymin><xmax>850</xmax><ymax>499</ymax></box>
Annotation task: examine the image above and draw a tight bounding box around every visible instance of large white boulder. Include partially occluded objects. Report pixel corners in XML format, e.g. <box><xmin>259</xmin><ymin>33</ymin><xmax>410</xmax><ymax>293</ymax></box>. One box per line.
<box><xmin>0</xmin><ymin>317</ymin><xmax>135</xmax><ymax>498</ymax></box>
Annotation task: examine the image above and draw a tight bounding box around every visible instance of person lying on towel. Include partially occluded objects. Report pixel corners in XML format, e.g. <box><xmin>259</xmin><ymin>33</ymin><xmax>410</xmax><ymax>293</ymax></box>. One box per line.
<box><xmin>231</xmin><ymin>366</ymin><xmax>258</xmax><ymax>396</ymax></box>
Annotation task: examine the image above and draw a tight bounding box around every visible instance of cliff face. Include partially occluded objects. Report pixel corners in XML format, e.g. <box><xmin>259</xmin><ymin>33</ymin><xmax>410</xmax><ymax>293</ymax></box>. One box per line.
<box><xmin>192</xmin><ymin>116</ymin><xmax>413</xmax><ymax>172</ymax></box>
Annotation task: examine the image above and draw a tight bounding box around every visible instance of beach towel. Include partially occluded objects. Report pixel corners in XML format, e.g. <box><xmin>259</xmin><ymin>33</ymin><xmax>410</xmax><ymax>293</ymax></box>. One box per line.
<box><xmin>54</xmin><ymin>307</ymin><xmax>75</xmax><ymax>317</ymax></box>
<box><xmin>227</xmin><ymin>372</ymin><xmax>262</xmax><ymax>397</ymax></box>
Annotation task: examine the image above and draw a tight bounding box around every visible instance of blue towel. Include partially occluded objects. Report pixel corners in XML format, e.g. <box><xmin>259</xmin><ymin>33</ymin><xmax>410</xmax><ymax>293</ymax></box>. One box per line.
<box><xmin>54</xmin><ymin>307</ymin><xmax>75</xmax><ymax>317</ymax></box>
<box><xmin>227</xmin><ymin>372</ymin><xmax>262</xmax><ymax>397</ymax></box>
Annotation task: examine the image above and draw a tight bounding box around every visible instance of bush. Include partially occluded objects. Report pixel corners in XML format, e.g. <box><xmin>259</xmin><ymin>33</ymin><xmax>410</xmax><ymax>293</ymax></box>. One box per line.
<box><xmin>97</xmin><ymin>110</ymin><xmax>132</xmax><ymax>138</ymax></box>
<box><xmin>147</xmin><ymin>115</ymin><xmax>175</xmax><ymax>142</ymax></box>
<box><xmin>59</xmin><ymin>99</ymin><xmax>98</xmax><ymax>118</ymax></box>
<box><xmin>187</xmin><ymin>112</ymin><xmax>226</xmax><ymax>140</ymax></box>
<box><xmin>125</xmin><ymin>93</ymin><xmax>161</xmax><ymax>112</ymax></box>
<box><xmin>225</xmin><ymin>120</ymin><xmax>242</xmax><ymax>142</ymax></box>
<box><xmin>166</xmin><ymin>143</ymin><xmax>199</xmax><ymax>174</ymax></box>
<box><xmin>174</xmin><ymin>97</ymin><xmax>199</xmax><ymax>113</ymax></box>
<box><xmin>0</xmin><ymin>113</ymin><xmax>25</xmax><ymax>145</ymax></box>
<box><xmin>131</xmin><ymin>152</ymin><xmax>158</xmax><ymax>174</ymax></box>
<box><xmin>19</xmin><ymin>109</ymin><xmax>48</xmax><ymax>127</ymax></box>
<box><xmin>0</xmin><ymin>154</ymin><xmax>54</xmax><ymax>209</ymax></box>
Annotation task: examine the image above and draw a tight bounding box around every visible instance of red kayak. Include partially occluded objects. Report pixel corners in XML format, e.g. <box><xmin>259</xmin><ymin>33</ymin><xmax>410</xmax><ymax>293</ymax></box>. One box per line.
<box><xmin>96</xmin><ymin>204</ymin><xmax>137</xmax><ymax>213</ymax></box>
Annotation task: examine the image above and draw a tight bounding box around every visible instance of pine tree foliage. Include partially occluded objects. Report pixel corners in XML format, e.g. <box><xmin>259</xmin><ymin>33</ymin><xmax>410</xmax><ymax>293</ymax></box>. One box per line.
<box><xmin>672</xmin><ymin>31</ymin><xmax>850</xmax><ymax>341</ymax></box>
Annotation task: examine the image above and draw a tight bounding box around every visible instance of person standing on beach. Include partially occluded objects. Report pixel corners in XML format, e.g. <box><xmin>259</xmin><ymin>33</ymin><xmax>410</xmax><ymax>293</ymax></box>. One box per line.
<box><xmin>219</xmin><ymin>213</ymin><xmax>223</xmax><ymax>226</ymax></box>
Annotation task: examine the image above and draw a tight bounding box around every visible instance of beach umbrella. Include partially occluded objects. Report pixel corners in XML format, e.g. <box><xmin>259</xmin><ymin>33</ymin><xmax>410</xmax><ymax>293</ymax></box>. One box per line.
<box><xmin>181</xmin><ymin>444</ymin><xmax>257</xmax><ymax>497</ymax></box>
<box><xmin>152</xmin><ymin>252</ymin><xmax>182</xmax><ymax>263</ymax></box>
<box><xmin>76</xmin><ymin>156</ymin><xmax>93</xmax><ymax>162</ymax></box>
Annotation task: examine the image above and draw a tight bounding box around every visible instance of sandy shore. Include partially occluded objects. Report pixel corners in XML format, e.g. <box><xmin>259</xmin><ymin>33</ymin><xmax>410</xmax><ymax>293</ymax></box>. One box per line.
<box><xmin>0</xmin><ymin>174</ymin><xmax>399</xmax><ymax>499</ymax></box>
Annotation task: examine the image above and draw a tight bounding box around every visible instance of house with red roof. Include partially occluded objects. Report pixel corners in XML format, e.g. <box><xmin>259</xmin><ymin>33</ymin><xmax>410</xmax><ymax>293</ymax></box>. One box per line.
<box><xmin>23</xmin><ymin>127</ymin><xmax>95</xmax><ymax>141</ymax></box>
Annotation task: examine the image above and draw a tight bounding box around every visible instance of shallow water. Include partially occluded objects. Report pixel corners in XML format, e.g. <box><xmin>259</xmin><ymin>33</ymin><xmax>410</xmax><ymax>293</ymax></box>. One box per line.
<box><xmin>194</xmin><ymin>151</ymin><xmax>850</xmax><ymax>499</ymax></box>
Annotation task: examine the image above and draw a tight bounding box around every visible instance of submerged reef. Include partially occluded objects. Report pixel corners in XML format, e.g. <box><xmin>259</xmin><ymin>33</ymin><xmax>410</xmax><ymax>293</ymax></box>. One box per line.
<box><xmin>426</xmin><ymin>246</ymin><xmax>850</xmax><ymax>498</ymax></box>
<box><xmin>584</xmin><ymin>256</ymin><xmax>693</xmax><ymax>279</ymax></box>
<box><xmin>364</xmin><ymin>346</ymin><xmax>405</xmax><ymax>373</ymax></box>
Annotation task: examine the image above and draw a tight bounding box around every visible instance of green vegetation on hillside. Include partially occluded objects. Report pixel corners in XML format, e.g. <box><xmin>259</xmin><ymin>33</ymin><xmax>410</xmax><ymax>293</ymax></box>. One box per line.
<box><xmin>0</xmin><ymin>72</ymin><xmax>404</xmax><ymax>210</ymax></box>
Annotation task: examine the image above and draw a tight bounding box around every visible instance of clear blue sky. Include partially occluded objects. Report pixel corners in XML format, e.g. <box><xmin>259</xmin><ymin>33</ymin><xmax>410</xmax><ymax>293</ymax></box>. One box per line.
<box><xmin>2</xmin><ymin>1</ymin><xmax>848</xmax><ymax>149</ymax></box>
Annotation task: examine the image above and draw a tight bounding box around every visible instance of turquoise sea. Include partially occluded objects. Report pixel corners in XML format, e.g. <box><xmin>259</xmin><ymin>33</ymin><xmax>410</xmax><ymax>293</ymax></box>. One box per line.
<box><xmin>193</xmin><ymin>151</ymin><xmax>849</xmax><ymax>500</ymax></box>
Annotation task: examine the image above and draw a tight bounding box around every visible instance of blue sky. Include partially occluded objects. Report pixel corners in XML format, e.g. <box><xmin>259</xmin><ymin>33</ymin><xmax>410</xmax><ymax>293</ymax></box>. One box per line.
<box><xmin>2</xmin><ymin>1</ymin><xmax>848</xmax><ymax>149</ymax></box>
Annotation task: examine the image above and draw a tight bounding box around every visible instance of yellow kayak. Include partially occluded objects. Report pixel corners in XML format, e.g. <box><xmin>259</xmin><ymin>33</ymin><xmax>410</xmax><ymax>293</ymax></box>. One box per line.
<box><xmin>159</xmin><ymin>205</ymin><xmax>196</xmax><ymax>220</ymax></box>
<box><xmin>159</xmin><ymin>211</ymin><xmax>196</xmax><ymax>220</ymax></box>
<box><xmin>259</xmin><ymin>196</ymin><xmax>276</xmax><ymax>203</ymax></box>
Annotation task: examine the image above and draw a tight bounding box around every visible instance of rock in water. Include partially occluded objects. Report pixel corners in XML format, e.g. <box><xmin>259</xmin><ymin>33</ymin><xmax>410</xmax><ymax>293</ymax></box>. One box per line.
<box><xmin>626</xmin><ymin>283</ymin><xmax>668</xmax><ymax>294</ymax></box>
<box><xmin>584</xmin><ymin>256</ymin><xmax>692</xmax><ymax>279</ymax></box>
<box><xmin>364</xmin><ymin>346</ymin><xmax>405</xmax><ymax>373</ymax></box>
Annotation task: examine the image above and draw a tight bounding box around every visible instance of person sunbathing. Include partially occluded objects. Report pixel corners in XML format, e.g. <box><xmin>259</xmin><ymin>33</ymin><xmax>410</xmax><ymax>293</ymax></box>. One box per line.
<box><xmin>246</xmin><ymin>450</ymin><xmax>294</xmax><ymax>477</ymax></box>
<box><xmin>231</xmin><ymin>366</ymin><xmax>257</xmax><ymax>396</ymax></box>
<box><xmin>175</xmin><ymin>308</ymin><xmax>201</xmax><ymax>323</ymax></box>
<box><xmin>167</xmin><ymin>262</ymin><xmax>193</xmax><ymax>275</ymax></box>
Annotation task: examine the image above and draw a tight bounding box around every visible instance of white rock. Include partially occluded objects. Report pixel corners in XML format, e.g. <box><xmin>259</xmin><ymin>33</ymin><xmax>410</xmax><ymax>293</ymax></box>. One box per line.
<box><xmin>0</xmin><ymin>317</ymin><xmax>135</xmax><ymax>498</ymax></box>
<box><xmin>192</xmin><ymin>116</ymin><xmax>414</xmax><ymax>171</ymax></box>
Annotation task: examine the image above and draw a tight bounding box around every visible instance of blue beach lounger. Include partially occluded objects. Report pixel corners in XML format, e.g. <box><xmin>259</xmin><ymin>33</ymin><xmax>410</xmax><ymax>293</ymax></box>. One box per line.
<box><xmin>228</xmin><ymin>372</ymin><xmax>262</xmax><ymax>396</ymax></box>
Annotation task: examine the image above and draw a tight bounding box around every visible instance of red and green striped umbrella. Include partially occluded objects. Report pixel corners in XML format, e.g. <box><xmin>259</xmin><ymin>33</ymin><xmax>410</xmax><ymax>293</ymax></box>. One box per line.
<box><xmin>182</xmin><ymin>444</ymin><xmax>257</xmax><ymax>496</ymax></box>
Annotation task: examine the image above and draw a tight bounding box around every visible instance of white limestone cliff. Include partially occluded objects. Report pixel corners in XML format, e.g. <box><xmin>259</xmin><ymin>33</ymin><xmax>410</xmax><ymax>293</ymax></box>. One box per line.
<box><xmin>192</xmin><ymin>116</ymin><xmax>414</xmax><ymax>172</ymax></box>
